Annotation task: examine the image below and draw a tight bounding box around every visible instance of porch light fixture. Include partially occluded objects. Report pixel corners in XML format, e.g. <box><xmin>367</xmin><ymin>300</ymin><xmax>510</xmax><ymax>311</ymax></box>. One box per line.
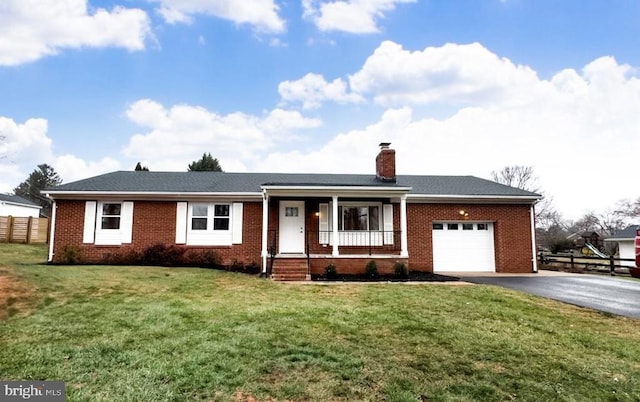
<box><xmin>314</xmin><ymin>211</ymin><xmax>320</xmax><ymax>217</ymax></box>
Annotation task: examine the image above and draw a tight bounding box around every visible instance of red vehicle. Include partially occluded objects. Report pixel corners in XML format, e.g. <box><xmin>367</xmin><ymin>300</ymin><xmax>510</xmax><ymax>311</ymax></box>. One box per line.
<box><xmin>632</xmin><ymin>228</ymin><xmax>640</xmax><ymax>278</ymax></box>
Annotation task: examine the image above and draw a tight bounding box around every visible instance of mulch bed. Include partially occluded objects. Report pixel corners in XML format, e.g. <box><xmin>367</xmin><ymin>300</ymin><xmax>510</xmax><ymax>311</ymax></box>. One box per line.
<box><xmin>311</xmin><ymin>271</ymin><xmax>460</xmax><ymax>282</ymax></box>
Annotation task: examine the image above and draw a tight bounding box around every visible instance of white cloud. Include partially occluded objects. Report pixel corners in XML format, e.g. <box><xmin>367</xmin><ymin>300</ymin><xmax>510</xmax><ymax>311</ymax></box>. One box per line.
<box><xmin>259</xmin><ymin>50</ymin><xmax>640</xmax><ymax>220</ymax></box>
<box><xmin>302</xmin><ymin>0</ymin><xmax>415</xmax><ymax>34</ymax></box>
<box><xmin>349</xmin><ymin>41</ymin><xmax>542</xmax><ymax>106</ymax></box>
<box><xmin>260</xmin><ymin>108</ymin><xmax>322</xmax><ymax>136</ymax></box>
<box><xmin>0</xmin><ymin>0</ymin><xmax>152</xmax><ymax>66</ymax></box>
<box><xmin>268</xmin><ymin>38</ymin><xmax>287</xmax><ymax>47</ymax></box>
<box><xmin>0</xmin><ymin>116</ymin><xmax>122</xmax><ymax>191</ymax></box>
<box><xmin>278</xmin><ymin>73</ymin><xmax>364</xmax><ymax>109</ymax></box>
<box><xmin>153</xmin><ymin>0</ymin><xmax>285</xmax><ymax>33</ymax></box>
<box><xmin>54</xmin><ymin>154</ymin><xmax>121</xmax><ymax>184</ymax></box>
<box><xmin>0</xmin><ymin>117</ymin><xmax>53</xmax><ymax>192</ymax></box>
<box><xmin>122</xmin><ymin>99</ymin><xmax>321</xmax><ymax>172</ymax></box>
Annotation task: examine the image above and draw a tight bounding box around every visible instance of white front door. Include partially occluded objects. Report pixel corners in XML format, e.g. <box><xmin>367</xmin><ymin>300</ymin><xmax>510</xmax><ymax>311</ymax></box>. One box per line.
<box><xmin>279</xmin><ymin>201</ymin><xmax>305</xmax><ymax>253</ymax></box>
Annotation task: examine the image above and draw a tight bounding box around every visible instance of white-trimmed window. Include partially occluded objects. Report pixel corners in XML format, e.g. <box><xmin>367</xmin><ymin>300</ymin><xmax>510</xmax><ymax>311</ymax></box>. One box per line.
<box><xmin>83</xmin><ymin>201</ymin><xmax>134</xmax><ymax>245</ymax></box>
<box><xmin>179</xmin><ymin>202</ymin><xmax>242</xmax><ymax>246</ymax></box>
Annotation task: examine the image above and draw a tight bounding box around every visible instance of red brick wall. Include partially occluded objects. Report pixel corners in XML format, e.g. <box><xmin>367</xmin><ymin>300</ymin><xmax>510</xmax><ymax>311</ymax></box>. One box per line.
<box><xmin>52</xmin><ymin>200</ymin><xmax>263</xmax><ymax>266</ymax></box>
<box><xmin>309</xmin><ymin>257</ymin><xmax>408</xmax><ymax>275</ymax></box>
<box><xmin>407</xmin><ymin>203</ymin><xmax>534</xmax><ymax>273</ymax></box>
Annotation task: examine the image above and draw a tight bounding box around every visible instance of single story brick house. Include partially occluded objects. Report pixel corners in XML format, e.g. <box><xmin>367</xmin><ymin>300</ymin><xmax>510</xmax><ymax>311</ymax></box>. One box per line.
<box><xmin>44</xmin><ymin>144</ymin><xmax>541</xmax><ymax>280</ymax></box>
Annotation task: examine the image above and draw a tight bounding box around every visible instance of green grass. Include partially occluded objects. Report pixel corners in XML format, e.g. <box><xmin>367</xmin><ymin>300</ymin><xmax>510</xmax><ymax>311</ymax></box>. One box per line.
<box><xmin>1</xmin><ymin>243</ymin><xmax>640</xmax><ymax>401</ymax></box>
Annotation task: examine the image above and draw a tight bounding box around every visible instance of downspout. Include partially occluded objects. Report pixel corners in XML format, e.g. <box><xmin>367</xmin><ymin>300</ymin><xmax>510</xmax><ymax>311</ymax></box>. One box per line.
<box><xmin>48</xmin><ymin>198</ymin><xmax>57</xmax><ymax>263</ymax></box>
<box><xmin>400</xmin><ymin>194</ymin><xmax>408</xmax><ymax>258</ymax></box>
<box><xmin>261</xmin><ymin>190</ymin><xmax>269</xmax><ymax>274</ymax></box>
<box><xmin>530</xmin><ymin>203</ymin><xmax>538</xmax><ymax>273</ymax></box>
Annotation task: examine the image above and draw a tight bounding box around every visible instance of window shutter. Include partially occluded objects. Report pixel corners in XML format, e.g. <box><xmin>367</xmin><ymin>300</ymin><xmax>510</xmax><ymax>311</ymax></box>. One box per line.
<box><xmin>232</xmin><ymin>202</ymin><xmax>243</xmax><ymax>244</ymax></box>
<box><xmin>175</xmin><ymin>202</ymin><xmax>187</xmax><ymax>244</ymax></box>
<box><xmin>319</xmin><ymin>203</ymin><xmax>329</xmax><ymax>244</ymax></box>
<box><xmin>121</xmin><ymin>202</ymin><xmax>134</xmax><ymax>244</ymax></box>
<box><xmin>383</xmin><ymin>204</ymin><xmax>394</xmax><ymax>245</ymax></box>
<box><xmin>82</xmin><ymin>201</ymin><xmax>96</xmax><ymax>243</ymax></box>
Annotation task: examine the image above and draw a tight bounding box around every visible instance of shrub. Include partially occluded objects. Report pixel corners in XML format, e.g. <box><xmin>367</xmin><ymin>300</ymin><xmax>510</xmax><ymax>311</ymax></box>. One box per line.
<box><xmin>102</xmin><ymin>250</ymin><xmax>141</xmax><ymax>265</ymax></box>
<box><xmin>141</xmin><ymin>244</ymin><xmax>186</xmax><ymax>266</ymax></box>
<box><xmin>394</xmin><ymin>262</ymin><xmax>408</xmax><ymax>279</ymax></box>
<box><xmin>184</xmin><ymin>250</ymin><xmax>222</xmax><ymax>268</ymax></box>
<box><xmin>228</xmin><ymin>259</ymin><xmax>245</xmax><ymax>272</ymax></box>
<box><xmin>325</xmin><ymin>263</ymin><xmax>337</xmax><ymax>279</ymax></box>
<box><xmin>365</xmin><ymin>260</ymin><xmax>378</xmax><ymax>278</ymax></box>
<box><xmin>244</xmin><ymin>262</ymin><xmax>261</xmax><ymax>274</ymax></box>
<box><xmin>58</xmin><ymin>245</ymin><xmax>83</xmax><ymax>264</ymax></box>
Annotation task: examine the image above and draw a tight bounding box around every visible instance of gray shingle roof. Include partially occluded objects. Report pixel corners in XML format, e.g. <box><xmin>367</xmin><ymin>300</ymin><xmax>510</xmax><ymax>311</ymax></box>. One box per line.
<box><xmin>608</xmin><ymin>225</ymin><xmax>640</xmax><ymax>240</ymax></box>
<box><xmin>45</xmin><ymin>171</ymin><xmax>540</xmax><ymax>198</ymax></box>
<box><xmin>0</xmin><ymin>193</ymin><xmax>39</xmax><ymax>207</ymax></box>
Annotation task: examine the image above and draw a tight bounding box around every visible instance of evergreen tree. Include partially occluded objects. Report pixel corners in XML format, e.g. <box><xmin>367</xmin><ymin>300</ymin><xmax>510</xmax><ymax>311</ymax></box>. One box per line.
<box><xmin>188</xmin><ymin>153</ymin><xmax>223</xmax><ymax>172</ymax></box>
<box><xmin>13</xmin><ymin>164</ymin><xmax>62</xmax><ymax>217</ymax></box>
<box><xmin>135</xmin><ymin>162</ymin><xmax>149</xmax><ymax>171</ymax></box>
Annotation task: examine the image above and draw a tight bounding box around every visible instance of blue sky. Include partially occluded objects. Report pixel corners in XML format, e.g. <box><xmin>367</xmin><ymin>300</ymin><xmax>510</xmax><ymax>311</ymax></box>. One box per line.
<box><xmin>1</xmin><ymin>0</ymin><xmax>639</xmax><ymax>220</ymax></box>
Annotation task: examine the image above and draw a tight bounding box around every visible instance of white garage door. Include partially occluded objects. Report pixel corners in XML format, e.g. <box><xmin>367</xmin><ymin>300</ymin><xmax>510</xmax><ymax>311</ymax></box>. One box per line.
<box><xmin>432</xmin><ymin>222</ymin><xmax>495</xmax><ymax>272</ymax></box>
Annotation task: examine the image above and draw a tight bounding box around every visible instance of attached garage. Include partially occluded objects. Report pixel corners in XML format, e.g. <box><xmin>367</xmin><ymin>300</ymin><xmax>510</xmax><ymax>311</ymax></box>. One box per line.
<box><xmin>432</xmin><ymin>222</ymin><xmax>496</xmax><ymax>272</ymax></box>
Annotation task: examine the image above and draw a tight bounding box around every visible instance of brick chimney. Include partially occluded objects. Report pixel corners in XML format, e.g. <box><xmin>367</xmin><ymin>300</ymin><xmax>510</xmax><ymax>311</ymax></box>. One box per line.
<box><xmin>375</xmin><ymin>142</ymin><xmax>396</xmax><ymax>183</ymax></box>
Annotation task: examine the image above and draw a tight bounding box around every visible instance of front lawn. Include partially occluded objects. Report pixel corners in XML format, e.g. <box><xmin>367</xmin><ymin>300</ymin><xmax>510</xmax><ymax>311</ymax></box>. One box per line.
<box><xmin>1</xmin><ymin>243</ymin><xmax>639</xmax><ymax>401</ymax></box>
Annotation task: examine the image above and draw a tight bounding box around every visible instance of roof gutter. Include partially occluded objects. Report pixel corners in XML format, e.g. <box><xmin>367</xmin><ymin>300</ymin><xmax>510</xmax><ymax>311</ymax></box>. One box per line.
<box><xmin>44</xmin><ymin>191</ymin><xmax>264</xmax><ymax>201</ymax></box>
<box><xmin>0</xmin><ymin>200</ymin><xmax>42</xmax><ymax>209</ymax></box>
<box><xmin>407</xmin><ymin>193</ymin><xmax>541</xmax><ymax>204</ymax></box>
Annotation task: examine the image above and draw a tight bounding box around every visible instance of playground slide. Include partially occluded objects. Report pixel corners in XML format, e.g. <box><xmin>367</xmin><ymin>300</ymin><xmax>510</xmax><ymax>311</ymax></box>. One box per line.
<box><xmin>584</xmin><ymin>242</ymin><xmax>607</xmax><ymax>258</ymax></box>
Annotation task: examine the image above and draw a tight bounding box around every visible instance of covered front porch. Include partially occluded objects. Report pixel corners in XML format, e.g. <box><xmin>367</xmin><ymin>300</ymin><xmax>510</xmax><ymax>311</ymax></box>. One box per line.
<box><xmin>259</xmin><ymin>184</ymin><xmax>410</xmax><ymax>281</ymax></box>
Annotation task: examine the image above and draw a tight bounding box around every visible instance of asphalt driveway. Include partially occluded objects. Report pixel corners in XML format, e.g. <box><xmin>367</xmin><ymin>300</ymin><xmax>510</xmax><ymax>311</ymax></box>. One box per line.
<box><xmin>460</xmin><ymin>273</ymin><xmax>640</xmax><ymax>319</ymax></box>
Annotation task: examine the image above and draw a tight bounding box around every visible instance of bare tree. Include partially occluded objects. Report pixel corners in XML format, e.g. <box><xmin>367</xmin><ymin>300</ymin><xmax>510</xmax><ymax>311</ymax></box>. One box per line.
<box><xmin>491</xmin><ymin>166</ymin><xmax>539</xmax><ymax>192</ymax></box>
<box><xmin>615</xmin><ymin>197</ymin><xmax>640</xmax><ymax>222</ymax></box>
<box><xmin>491</xmin><ymin>165</ymin><xmax>555</xmax><ymax>228</ymax></box>
<box><xmin>568</xmin><ymin>209</ymin><xmax>628</xmax><ymax>237</ymax></box>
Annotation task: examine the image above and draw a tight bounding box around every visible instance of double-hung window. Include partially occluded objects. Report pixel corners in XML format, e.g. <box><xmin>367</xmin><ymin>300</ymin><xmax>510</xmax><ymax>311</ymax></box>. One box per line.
<box><xmin>213</xmin><ymin>205</ymin><xmax>230</xmax><ymax>230</ymax></box>
<box><xmin>101</xmin><ymin>203</ymin><xmax>121</xmax><ymax>230</ymax></box>
<box><xmin>191</xmin><ymin>204</ymin><xmax>208</xmax><ymax>230</ymax></box>
<box><xmin>185</xmin><ymin>202</ymin><xmax>238</xmax><ymax>246</ymax></box>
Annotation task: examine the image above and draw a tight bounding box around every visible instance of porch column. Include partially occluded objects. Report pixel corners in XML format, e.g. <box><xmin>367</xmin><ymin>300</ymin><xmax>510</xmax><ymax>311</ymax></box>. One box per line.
<box><xmin>400</xmin><ymin>194</ymin><xmax>408</xmax><ymax>257</ymax></box>
<box><xmin>332</xmin><ymin>195</ymin><xmax>339</xmax><ymax>256</ymax></box>
<box><xmin>261</xmin><ymin>190</ymin><xmax>269</xmax><ymax>273</ymax></box>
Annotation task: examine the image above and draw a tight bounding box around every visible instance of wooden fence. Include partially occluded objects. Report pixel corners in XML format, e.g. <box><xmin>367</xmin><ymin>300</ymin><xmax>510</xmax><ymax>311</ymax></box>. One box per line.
<box><xmin>539</xmin><ymin>252</ymin><xmax>635</xmax><ymax>276</ymax></box>
<box><xmin>0</xmin><ymin>216</ymin><xmax>49</xmax><ymax>244</ymax></box>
